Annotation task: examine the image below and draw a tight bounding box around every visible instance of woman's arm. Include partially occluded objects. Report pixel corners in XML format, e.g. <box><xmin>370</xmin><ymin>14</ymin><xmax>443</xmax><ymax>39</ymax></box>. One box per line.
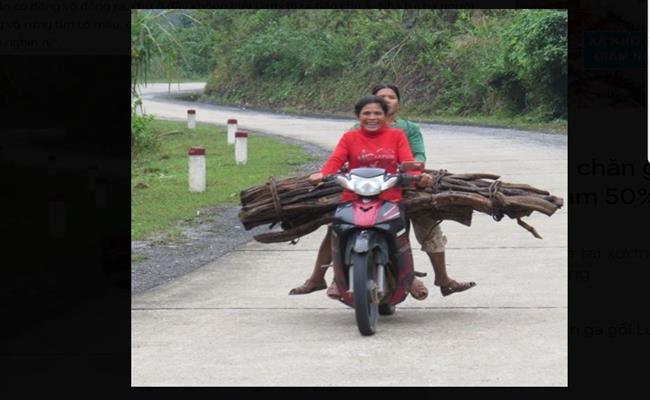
<box><xmin>396</xmin><ymin>130</ymin><xmax>415</xmax><ymax>165</ymax></box>
<box><xmin>397</xmin><ymin>131</ymin><xmax>433</xmax><ymax>187</ymax></box>
<box><xmin>406</xmin><ymin>121</ymin><xmax>426</xmax><ymax>163</ymax></box>
<box><xmin>320</xmin><ymin>132</ymin><xmax>350</xmax><ymax>175</ymax></box>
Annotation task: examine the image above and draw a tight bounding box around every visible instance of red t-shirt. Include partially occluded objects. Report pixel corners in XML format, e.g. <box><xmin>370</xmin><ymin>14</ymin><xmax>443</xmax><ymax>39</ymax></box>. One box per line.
<box><xmin>321</xmin><ymin>126</ymin><xmax>417</xmax><ymax>202</ymax></box>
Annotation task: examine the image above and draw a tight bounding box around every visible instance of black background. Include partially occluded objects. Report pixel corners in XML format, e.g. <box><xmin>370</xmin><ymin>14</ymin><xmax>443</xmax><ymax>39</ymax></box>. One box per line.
<box><xmin>0</xmin><ymin>0</ymin><xmax>647</xmax><ymax>390</ymax></box>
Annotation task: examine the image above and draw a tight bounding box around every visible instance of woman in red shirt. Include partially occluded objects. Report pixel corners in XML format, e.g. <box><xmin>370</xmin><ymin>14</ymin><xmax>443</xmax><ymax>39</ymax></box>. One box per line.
<box><xmin>309</xmin><ymin>96</ymin><xmax>423</xmax><ymax>199</ymax></box>
<box><xmin>306</xmin><ymin>95</ymin><xmax>432</xmax><ymax>299</ymax></box>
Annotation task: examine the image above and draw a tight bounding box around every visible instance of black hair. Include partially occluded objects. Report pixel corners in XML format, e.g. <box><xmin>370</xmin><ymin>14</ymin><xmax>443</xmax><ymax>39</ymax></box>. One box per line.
<box><xmin>354</xmin><ymin>95</ymin><xmax>389</xmax><ymax>117</ymax></box>
<box><xmin>371</xmin><ymin>83</ymin><xmax>401</xmax><ymax>102</ymax></box>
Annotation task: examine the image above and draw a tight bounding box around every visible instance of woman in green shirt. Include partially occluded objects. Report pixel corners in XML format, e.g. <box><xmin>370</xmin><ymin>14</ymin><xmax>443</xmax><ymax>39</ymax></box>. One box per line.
<box><xmin>289</xmin><ymin>84</ymin><xmax>475</xmax><ymax>299</ymax></box>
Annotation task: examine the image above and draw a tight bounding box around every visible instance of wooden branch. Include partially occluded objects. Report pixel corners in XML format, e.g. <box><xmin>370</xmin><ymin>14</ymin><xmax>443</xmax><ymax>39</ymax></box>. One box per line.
<box><xmin>517</xmin><ymin>217</ymin><xmax>543</xmax><ymax>239</ymax></box>
<box><xmin>253</xmin><ymin>214</ymin><xmax>334</xmax><ymax>243</ymax></box>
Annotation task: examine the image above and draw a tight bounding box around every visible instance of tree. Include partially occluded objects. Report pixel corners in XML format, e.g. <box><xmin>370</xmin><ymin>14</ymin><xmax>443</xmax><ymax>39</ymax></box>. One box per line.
<box><xmin>131</xmin><ymin>9</ymin><xmax>200</xmax><ymax>100</ymax></box>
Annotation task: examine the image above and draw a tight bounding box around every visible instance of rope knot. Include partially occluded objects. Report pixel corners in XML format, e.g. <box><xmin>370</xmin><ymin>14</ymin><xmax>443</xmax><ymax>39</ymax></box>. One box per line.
<box><xmin>488</xmin><ymin>180</ymin><xmax>504</xmax><ymax>221</ymax></box>
<box><xmin>432</xmin><ymin>169</ymin><xmax>448</xmax><ymax>193</ymax></box>
<box><xmin>267</xmin><ymin>176</ymin><xmax>299</xmax><ymax>244</ymax></box>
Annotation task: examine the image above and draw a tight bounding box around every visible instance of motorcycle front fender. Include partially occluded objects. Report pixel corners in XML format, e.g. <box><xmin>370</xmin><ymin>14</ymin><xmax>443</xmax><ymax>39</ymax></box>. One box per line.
<box><xmin>344</xmin><ymin>229</ymin><xmax>389</xmax><ymax>266</ymax></box>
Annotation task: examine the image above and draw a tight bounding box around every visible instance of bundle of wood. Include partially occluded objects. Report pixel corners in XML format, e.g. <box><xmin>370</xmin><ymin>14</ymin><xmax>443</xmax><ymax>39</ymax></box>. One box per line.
<box><xmin>238</xmin><ymin>169</ymin><xmax>564</xmax><ymax>244</ymax></box>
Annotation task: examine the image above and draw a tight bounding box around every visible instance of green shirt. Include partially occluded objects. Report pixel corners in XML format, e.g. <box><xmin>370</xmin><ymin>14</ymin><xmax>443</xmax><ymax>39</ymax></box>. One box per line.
<box><xmin>352</xmin><ymin>118</ymin><xmax>426</xmax><ymax>162</ymax></box>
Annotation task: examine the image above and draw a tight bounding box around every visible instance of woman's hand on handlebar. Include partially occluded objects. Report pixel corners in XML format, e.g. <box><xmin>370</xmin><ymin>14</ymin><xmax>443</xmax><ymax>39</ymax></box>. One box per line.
<box><xmin>309</xmin><ymin>172</ymin><xmax>324</xmax><ymax>185</ymax></box>
<box><xmin>416</xmin><ymin>173</ymin><xmax>433</xmax><ymax>188</ymax></box>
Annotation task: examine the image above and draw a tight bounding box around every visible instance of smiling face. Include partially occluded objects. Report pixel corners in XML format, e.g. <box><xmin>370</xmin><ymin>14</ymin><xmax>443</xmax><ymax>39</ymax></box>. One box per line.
<box><xmin>375</xmin><ymin>87</ymin><xmax>399</xmax><ymax>117</ymax></box>
<box><xmin>357</xmin><ymin>102</ymin><xmax>386</xmax><ymax>132</ymax></box>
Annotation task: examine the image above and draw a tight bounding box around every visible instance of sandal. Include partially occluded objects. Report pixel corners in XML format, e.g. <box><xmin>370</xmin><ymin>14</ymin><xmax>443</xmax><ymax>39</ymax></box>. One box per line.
<box><xmin>288</xmin><ymin>279</ymin><xmax>327</xmax><ymax>295</ymax></box>
<box><xmin>326</xmin><ymin>280</ymin><xmax>341</xmax><ymax>300</ymax></box>
<box><xmin>439</xmin><ymin>280</ymin><xmax>476</xmax><ymax>297</ymax></box>
<box><xmin>409</xmin><ymin>277</ymin><xmax>429</xmax><ymax>301</ymax></box>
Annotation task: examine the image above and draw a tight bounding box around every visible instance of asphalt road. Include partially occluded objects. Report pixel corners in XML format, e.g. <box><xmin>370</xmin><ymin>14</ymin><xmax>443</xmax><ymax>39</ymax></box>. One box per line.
<box><xmin>132</xmin><ymin>83</ymin><xmax>567</xmax><ymax>386</ymax></box>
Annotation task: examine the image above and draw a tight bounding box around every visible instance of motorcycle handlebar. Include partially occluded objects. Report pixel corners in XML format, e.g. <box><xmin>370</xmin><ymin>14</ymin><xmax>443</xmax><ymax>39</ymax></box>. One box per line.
<box><xmin>397</xmin><ymin>174</ymin><xmax>421</xmax><ymax>187</ymax></box>
<box><xmin>322</xmin><ymin>174</ymin><xmax>337</xmax><ymax>183</ymax></box>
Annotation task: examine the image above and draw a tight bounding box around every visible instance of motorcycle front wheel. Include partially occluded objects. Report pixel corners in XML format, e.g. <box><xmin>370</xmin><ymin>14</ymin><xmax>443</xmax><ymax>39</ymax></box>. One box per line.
<box><xmin>352</xmin><ymin>251</ymin><xmax>379</xmax><ymax>336</ymax></box>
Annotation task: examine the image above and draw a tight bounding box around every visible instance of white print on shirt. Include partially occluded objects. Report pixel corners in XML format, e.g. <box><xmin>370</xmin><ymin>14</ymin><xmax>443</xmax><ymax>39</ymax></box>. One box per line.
<box><xmin>357</xmin><ymin>148</ymin><xmax>397</xmax><ymax>168</ymax></box>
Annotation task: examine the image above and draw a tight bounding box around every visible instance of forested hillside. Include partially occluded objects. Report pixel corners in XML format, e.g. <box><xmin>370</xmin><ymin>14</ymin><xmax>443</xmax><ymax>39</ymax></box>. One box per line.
<box><xmin>134</xmin><ymin>9</ymin><xmax>567</xmax><ymax>129</ymax></box>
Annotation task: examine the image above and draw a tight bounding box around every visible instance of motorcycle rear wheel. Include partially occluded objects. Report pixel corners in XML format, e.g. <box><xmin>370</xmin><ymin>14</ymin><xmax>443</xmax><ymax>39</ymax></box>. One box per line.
<box><xmin>352</xmin><ymin>251</ymin><xmax>379</xmax><ymax>336</ymax></box>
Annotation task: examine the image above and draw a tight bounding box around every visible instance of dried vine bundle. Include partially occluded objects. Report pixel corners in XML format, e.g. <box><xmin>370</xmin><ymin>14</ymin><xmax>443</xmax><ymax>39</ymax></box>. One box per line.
<box><xmin>238</xmin><ymin>169</ymin><xmax>564</xmax><ymax>243</ymax></box>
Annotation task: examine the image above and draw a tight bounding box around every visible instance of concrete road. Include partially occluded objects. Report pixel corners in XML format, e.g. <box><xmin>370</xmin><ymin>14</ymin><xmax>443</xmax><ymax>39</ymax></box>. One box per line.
<box><xmin>132</xmin><ymin>83</ymin><xmax>567</xmax><ymax>386</ymax></box>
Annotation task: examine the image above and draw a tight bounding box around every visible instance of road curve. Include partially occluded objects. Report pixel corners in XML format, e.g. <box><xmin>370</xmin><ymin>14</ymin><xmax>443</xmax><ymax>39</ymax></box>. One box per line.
<box><xmin>132</xmin><ymin>83</ymin><xmax>567</xmax><ymax>386</ymax></box>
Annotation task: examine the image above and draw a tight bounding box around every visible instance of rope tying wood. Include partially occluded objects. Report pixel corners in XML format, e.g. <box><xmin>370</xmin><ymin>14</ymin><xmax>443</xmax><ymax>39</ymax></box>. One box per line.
<box><xmin>488</xmin><ymin>180</ymin><xmax>505</xmax><ymax>221</ymax></box>
<box><xmin>268</xmin><ymin>177</ymin><xmax>284</xmax><ymax>223</ymax></box>
<box><xmin>267</xmin><ymin>176</ymin><xmax>299</xmax><ymax>244</ymax></box>
<box><xmin>432</xmin><ymin>169</ymin><xmax>448</xmax><ymax>193</ymax></box>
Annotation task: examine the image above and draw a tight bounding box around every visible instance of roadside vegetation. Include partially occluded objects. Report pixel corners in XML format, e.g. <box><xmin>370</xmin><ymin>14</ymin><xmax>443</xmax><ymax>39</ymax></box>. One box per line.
<box><xmin>132</xmin><ymin>9</ymin><xmax>567</xmax><ymax>135</ymax></box>
<box><xmin>199</xmin><ymin>9</ymin><xmax>567</xmax><ymax>133</ymax></box>
<box><xmin>131</xmin><ymin>119</ymin><xmax>318</xmax><ymax>240</ymax></box>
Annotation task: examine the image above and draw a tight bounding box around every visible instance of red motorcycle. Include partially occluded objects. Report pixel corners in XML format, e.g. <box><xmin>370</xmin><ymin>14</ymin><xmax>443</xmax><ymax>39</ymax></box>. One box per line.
<box><xmin>324</xmin><ymin>162</ymin><xmax>425</xmax><ymax>336</ymax></box>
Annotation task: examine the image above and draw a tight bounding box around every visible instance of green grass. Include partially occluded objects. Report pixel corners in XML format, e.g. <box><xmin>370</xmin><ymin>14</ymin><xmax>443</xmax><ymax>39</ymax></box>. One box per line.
<box><xmin>405</xmin><ymin>113</ymin><xmax>567</xmax><ymax>135</ymax></box>
<box><xmin>132</xmin><ymin>253</ymin><xmax>147</xmax><ymax>263</ymax></box>
<box><xmin>132</xmin><ymin>119</ymin><xmax>320</xmax><ymax>241</ymax></box>
<box><xmin>289</xmin><ymin>108</ymin><xmax>566</xmax><ymax>135</ymax></box>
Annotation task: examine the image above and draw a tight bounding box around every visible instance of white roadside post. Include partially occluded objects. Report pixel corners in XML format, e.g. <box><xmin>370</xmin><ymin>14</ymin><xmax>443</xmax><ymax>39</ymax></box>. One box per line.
<box><xmin>227</xmin><ymin>118</ymin><xmax>237</xmax><ymax>144</ymax></box>
<box><xmin>235</xmin><ymin>131</ymin><xmax>248</xmax><ymax>165</ymax></box>
<box><xmin>187</xmin><ymin>109</ymin><xmax>196</xmax><ymax>129</ymax></box>
<box><xmin>188</xmin><ymin>147</ymin><xmax>206</xmax><ymax>192</ymax></box>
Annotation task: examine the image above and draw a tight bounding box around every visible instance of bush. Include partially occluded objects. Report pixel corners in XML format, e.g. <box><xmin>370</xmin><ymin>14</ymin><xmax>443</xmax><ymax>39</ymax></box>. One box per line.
<box><xmin>132</xmin><ymin>113</ymin><xmax>157</xmax><ymax>155</ymax></box>
<box><xmin>503</xmin><ymin>10</ymin><xmax>568</xmax><ymax>118</ymax></box>
<box><xmin>198</xmin><ymin>9</ymin><xmax>566</xmax><ymax>123</ymax></box>
<box><xmin>131</xmin><ymin>96</ymin><xmax>157</xmax><ymax>156</ymax></box>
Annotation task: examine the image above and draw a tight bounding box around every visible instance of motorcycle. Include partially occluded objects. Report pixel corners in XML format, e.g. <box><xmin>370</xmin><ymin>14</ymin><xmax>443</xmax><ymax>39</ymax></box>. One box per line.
<box><xmin>322</xmin><ymin>162</ymin><xmax>425</xmax><ymax>336</ymax></box>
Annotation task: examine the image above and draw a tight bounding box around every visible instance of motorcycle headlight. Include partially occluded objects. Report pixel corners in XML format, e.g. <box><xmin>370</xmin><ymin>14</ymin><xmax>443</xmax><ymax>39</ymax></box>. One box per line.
<box><xmin>381</xmin><ymin>176</ymin><xmax>399</xmax><ymax>191</ymax></box>
<box><xmin>351</xmin><ymin>175</ymin><xmax>384</xmax><ymax>196</ymax></box>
